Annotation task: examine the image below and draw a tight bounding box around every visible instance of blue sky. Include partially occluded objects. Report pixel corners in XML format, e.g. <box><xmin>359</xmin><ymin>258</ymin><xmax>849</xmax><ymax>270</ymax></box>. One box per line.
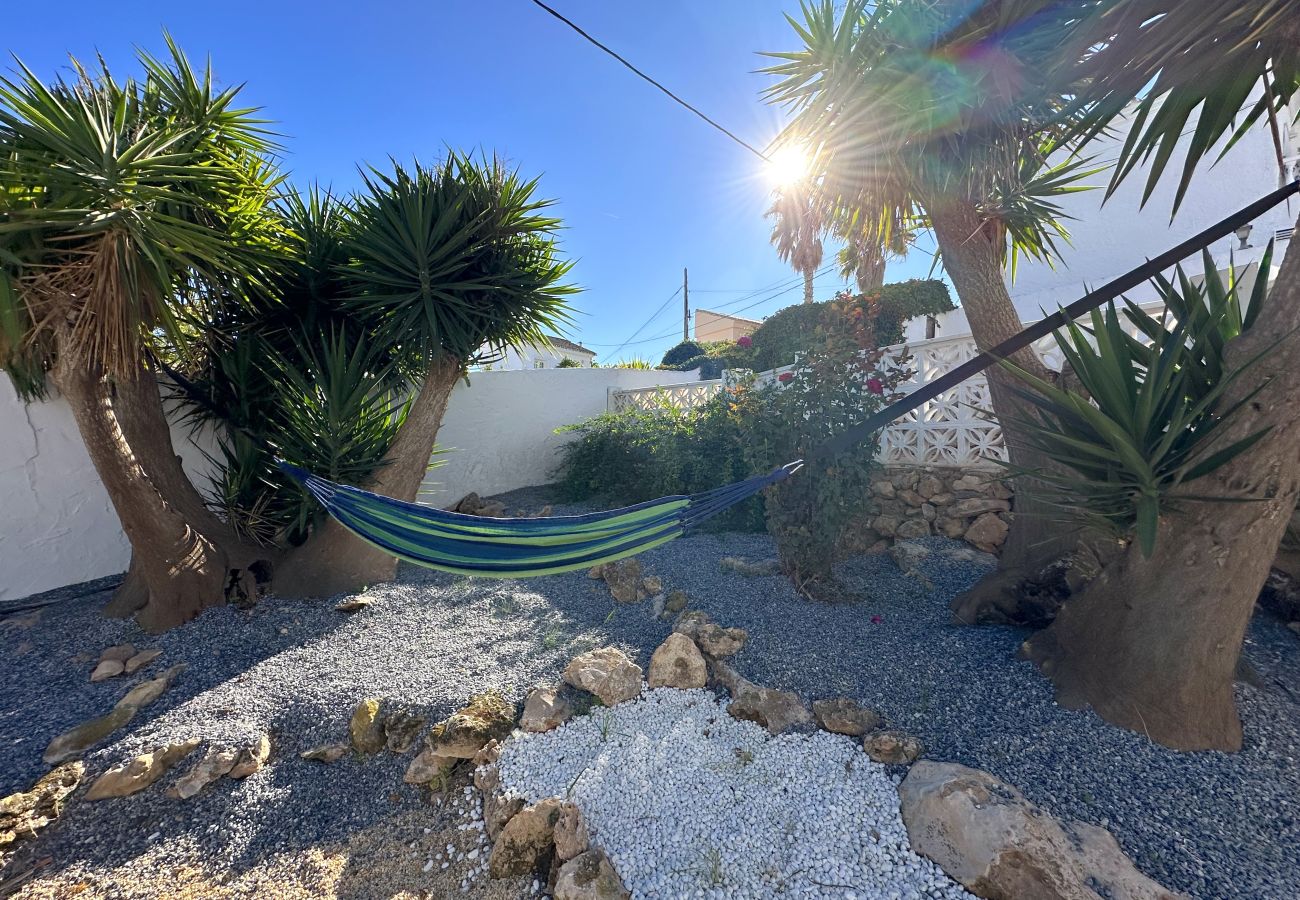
<box><xmin>5</xmin><ymin>0</ymin><xmax>937</xmax><ymax>363</ymax></box>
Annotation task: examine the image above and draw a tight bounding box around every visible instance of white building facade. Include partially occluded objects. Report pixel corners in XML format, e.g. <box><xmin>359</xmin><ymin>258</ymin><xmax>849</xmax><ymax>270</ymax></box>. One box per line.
<box><xmin>479</xmin><ymin>335</ymin><xmax>597</xmax><ymax>370</ymax></box>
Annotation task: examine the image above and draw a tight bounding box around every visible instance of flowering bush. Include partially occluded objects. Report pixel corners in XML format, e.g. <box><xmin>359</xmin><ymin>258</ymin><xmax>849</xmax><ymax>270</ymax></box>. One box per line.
<box><xmin>736</xmin><ymin>335</ymin><xmax>753</xmax><ymax>348</ymax></box>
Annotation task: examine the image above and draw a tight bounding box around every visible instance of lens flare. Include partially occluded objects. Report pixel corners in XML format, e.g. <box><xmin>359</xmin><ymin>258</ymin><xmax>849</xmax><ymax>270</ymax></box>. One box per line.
<box><xmin>766</xmin><ymin>144</ymin><xmax>812</xmax><ymax>188</ymax></box>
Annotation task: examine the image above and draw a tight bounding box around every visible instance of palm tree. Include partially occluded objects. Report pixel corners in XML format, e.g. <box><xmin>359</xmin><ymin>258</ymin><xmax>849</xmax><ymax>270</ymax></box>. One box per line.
<box><xmin>266</xmin><ymin>155</ymin><xmax>578</xmax><ymax>597</ymax></box>
<box><xmin>762</xmin><ymin>0</ymin><xmax>1100</xmax><ymax>575</ymax></box>
<box><xmin>1015</xmin><ymin>0</ymin><xmax>1300</xmax><ymax>750</ymax></box>
<box><xmin>0</xmin><ymin>41</ymin><xmax>280</xmax><ymax>631</ymax></box>
<box><xmin>767</xmin><ymin>180</ymin><xmax>825</xmax><ymax>303</ymax></box>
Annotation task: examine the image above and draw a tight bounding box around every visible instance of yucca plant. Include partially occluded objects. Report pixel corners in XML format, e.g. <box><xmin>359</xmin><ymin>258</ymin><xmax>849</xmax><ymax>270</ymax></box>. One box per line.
<box><xmin>1003</xmin><ymin>247</ymin><xmax>1275</xmax><ymax>556</ymax></box>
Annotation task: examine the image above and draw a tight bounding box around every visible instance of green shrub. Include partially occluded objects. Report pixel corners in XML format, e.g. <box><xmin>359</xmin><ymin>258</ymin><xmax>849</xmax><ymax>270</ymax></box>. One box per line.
<box><xmin>660</xmin><ymin>340</ymin><xmax>705</xmax><ymax>367</ymax></box>
<box><xmin>556</xmin><ymin>357</ymin><xmax>582</xmax><ymax>368</ymax></box>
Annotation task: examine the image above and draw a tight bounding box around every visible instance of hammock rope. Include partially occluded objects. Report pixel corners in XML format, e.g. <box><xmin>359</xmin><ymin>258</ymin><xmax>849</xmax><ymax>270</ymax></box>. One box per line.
<box><xmin>170</xmin><ymin>180</ymin><xmax>1299</xmax><ymax>579</ymax></box>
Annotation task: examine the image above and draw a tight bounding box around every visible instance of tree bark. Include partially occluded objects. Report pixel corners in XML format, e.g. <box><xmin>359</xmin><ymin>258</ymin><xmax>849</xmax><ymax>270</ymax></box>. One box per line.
<box><xmin>803</xmin><ymin>268</ymin><xmax>815</xmax><ymax>304</ymax></box>
<box><xmin>50</xmin><ymin>357</ymin><xmax>263</xmax><ymax>632</ymax></box>
<box><xmin>275</xmin><ymin>355</ymin><xmax>462</xmax><ymax>598</ymax></box>
<box><xmin>926</xmin><ymin>199</ymin><xmax>1078</xmax><ymax>600</ymax></box>
<box><xmin>1023</xmin><ymin>219</ymin><xmax>1300</xmax><ymax>751</ymax></box>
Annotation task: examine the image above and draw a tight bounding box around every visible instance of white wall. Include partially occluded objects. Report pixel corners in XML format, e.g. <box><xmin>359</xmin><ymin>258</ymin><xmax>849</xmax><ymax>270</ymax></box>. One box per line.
<box><xmin>1</xmin><ymin>366</ymin><xmax>691</xmax><ymax>602</ymax></box>
<box><xmin>420</xmin><ymin>367</ymin><xmax>679</xmax><ymax>503</ymax></box>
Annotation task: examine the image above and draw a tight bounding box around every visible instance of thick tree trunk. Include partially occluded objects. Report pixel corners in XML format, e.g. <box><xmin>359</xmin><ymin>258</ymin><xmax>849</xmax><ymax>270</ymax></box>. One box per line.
<box><xmin>1023</xmin><ymin>221</ymin><xmax>1300</xmax><ymax>751</ymax></box>
<box><xmin>803</xmin><ymin>269</ymin><xmax>815</xmax><ymax>304</ymax></box>
<box><xmin>275</xmin><ymin>355</ymin><xmax>462</xmax><ymax>598</ymax></box>
<box><xmin>927</xmin><ymin>199</ymin><xmax>1077</xmax><ymax>600</ymax></box>
<box><xmin>50</xmin><ymin>358</ymin><xmax>262</xmax><ymax>632</ymax></box>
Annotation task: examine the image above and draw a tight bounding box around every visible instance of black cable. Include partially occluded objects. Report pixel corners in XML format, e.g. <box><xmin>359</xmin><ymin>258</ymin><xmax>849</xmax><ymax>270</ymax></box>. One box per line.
<box><xmin>604</xmin><ymin>285</ymin><xmax>683</xmax><ymax>359</ymax></box>
<box><xmin>525</xmin><ymin>0</ymin><xmax>769</xmax><ymax>161</ymax></box>
<box><xmin>814</xmin><ymin>179</ymin><xmax>1300</xmax><ymax>460</ymax></box>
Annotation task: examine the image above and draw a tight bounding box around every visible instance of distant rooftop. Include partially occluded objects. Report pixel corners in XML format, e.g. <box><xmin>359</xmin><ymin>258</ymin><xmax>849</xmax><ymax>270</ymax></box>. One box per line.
<box><xmin>545</xmin><ymin>335</ymin><xmax>595</xmax><ymax>355</ymax></box>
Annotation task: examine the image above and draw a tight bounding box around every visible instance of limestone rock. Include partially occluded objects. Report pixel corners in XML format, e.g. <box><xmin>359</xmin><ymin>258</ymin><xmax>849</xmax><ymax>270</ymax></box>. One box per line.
<box><xmin>950</xmin><ymin>497</ymin><xmax>1012</xmax><ymax>518</ymax></box>
<box><xmin>116</xmin><ymin>664</ymin><xmax>186</xmax><ymax>713</ymax></box>
<box><xmin>864</xmin><ymin>729</ymin><xmax>924</xmax><ymax>765</ymax></box>
<box><xmin>99</xmin><ymin>644</ymin><xmax>136</xmax><ymax>664</ymax></box>
<box><xmin>937</xmin><ymin>517</ymin><xmax>968</xmax><ymax>539</ymax></box>
<box><xmin>647</xmin><ymin>633</ymin><xmax>707</xmax><ymax>690</ymax></box>
<box><xmin>43</xmin><ymin>705</ymin><xmax>136</xmax><ymax>766</ymax></box>
<box><xmin>300</xmin><ymin>744</ymin><xmax>348</xmax><ymax>763</ymax></box>
<box><xmin>425</xmin><ymin>690</ymin><xmax>516</xmax><ymax>758</ymax></box>
<box><xmin>872</xmin><ymin>515</ymin><xmax>901</xmax><ymax>537</ymax></box>
<box><xmin>488</xmin><ymin>797</ymin><xmax>564</xmax><ymax>878</ymax></box>
<box><xmin>873</xmin><ymin>479</ymin><xmax>896</xmax><ymax>499</ymax></box>
<box><xmin>812</xmin><ymin>698</ymin><xmax>882</xmax><ymax>736</ymax></box>
<box><xmin>899</xmin><ymin>762</ymin><xmax>1185</xmax><ymax>900</ymax></box>
<box><xmin>228</xmin><ymin>733</ymin><xmax>272</xmax><ymax>779</ymax></box>
<box><xmin>674</xmin><ymin>611</ymin><xmax>747</xmax><ymax>659</ymax></box>
<box><xmin>404</xmin><ymin>748</ymin><xmax>456</xmax><ymax>785</ymax></box>
<box><xmin>899</xmin><ymin>489</ymin><xmax>925</xmax><ymax>508</ymax></box>
<box><xmin>664</xmin><ymin>590</ymin><xmax>689</xmax><ymax>615</ymax></box>
<box><xmin>600</xmin><ymin>559</ymin><xmax>644</xmax><ymax>603</ymax></box>
<box><xmin>554</xmin><ymin>848</ymin><xmax>630</xmax><ymax>900</ymax></box>
<box><xmin>965</xmin><ymin>513</ymin><xmax>1010</xmax><ymax>552</ymax></box>
<box><xmin>641</xmin><ymin>575</ymin><xmax>663</xmax><ymax>596</ymax></box>
<box><xmin>563</xmin><ymin>648</ymin><xmax>643</xmax><ymax>706</ymax></box>
<box><xmin>486</xmin><ymin>793</ymin><xmax>526</xmax><ymax>842</ymax></box>
<box><xmin>712</xmin><ymin>662</ymin><xmax>811</xmax><ymax>735</ymax></box>
<box><xmin>890</xmin><ymin>541</ymin><xmax>931</xmax><ymax>575</ymax></box>
<box><xmin>335</xmin><ymin>596</ymin><xmax>374</xmax><ymax>613</ymax></box>
<box><xmin>521</xmin><ymin>684</ymin><xmax>574</xmax><ymax>733</ymax></box>
<box><xmin>90</xmin><ymin>659</ymin><xmax>125</xmax><ymax>682</ymax></box>
<box><xmin>0</xmin><ymin>762</ymin><xmax>83</xmax><ymax>847</ymax></box>
<box><xmin>123</xmin><ymin>649</ymin><xmax>162</xmax><ymax>674</ymax></box>
<box><xmin>720</xmin><ymin>556</ymin><xmax>782</xmax><ymax>577</ymax></box>
<box><xmin>350</xmin><ymin>698</ymin><xmax>385</xmax><ymax>754</ymax></box>
<box><xmin>383</xmin><ymin>709</ymin><xmax>428</xmax><ymax>754</ymax></box>
<box><xmin>587</xmin><ymin>565</ymin><xmax>606</xmax><ymax>580</ymax></box>
<box><xmin>917</xmin><ymin>475</ymin><xmax>944</xmax><ymax>499</ymax></box>
<box><xmin>85</xmin><ymin>739</ymin><xmax>200</xmax><ymax>800</ymax></box>
<box><xmin>169</xmin><ymin>747</ymin><xmax>240</xmax><ymax>799</ymax></box>
<box><xmin>895</xmin><ymin>518</ymin><xmax>932</xmax><ymax>539</ymax></box>
<box><xmin>554</xmin><ymin>801</ymin><xmax>591</xmax><ymax>861</ymax></box>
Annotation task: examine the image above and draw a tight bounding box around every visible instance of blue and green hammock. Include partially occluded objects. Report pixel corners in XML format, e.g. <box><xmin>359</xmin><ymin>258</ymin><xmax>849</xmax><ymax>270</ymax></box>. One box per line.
<box><xmin>249</xmin><ymin>182</ymin><xmax>1298</xmax><ymax>579</ymax></box>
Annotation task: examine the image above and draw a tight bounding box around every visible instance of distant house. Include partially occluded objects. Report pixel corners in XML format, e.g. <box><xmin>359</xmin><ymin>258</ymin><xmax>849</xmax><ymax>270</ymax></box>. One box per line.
<box><xmin>479</xmin><ymin>335</ymin><xmax>597</xmax><ymax>370</ymax></box>
<box><xmin>695</xmin><ymin>309</ymin><xmax>760</xmax><ymax>343</ymax></box>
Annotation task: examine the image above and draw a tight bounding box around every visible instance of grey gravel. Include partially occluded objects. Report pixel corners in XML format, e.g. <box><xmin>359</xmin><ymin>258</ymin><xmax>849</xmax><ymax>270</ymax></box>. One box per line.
<box><xmin>1</xmin><ymin>488</ymin><xmax>1298</xmax><ymax>899</ymax></box>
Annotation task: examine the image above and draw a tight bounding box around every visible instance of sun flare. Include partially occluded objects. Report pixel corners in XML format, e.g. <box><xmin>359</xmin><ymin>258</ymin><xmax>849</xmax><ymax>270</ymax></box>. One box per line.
<box><xmin>766</xmin><ymin>144</ymin><xmax>813</xmax><ymax>189</ymax></box>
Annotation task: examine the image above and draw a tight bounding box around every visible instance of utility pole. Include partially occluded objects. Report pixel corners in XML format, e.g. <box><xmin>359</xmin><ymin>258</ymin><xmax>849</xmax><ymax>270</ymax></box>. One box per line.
<box><xmin>682</xmin><ymin>267</ymin><xmax>690</xmax><ymax>341</ymax></box>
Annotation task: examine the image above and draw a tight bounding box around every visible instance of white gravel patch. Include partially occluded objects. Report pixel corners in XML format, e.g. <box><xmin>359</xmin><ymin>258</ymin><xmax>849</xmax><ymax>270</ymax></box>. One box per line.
<box><xmin>495</xmin><ymin>688</ymin><xmax>973</xmax><ymax>899</ymax></box>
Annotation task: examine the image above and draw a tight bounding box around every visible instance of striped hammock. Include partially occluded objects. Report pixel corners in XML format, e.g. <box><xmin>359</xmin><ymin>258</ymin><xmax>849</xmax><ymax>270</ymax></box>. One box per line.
<box><xmin>278</xmin><ymin>462</ymin><xmax>797</xmax><ymax>578</ymax></box>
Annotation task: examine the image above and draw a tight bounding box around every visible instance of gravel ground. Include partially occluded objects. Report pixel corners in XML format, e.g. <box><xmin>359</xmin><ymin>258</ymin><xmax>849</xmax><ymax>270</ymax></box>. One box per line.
<box><xmin>497</xmin><ymin>688</ymin><xmax>973</xmax><ymax>899</ymax></box>
<box><xmin>1</xmin><ymin>486</ymin><xmax>1298</xmax><ymax>898</ymax></box>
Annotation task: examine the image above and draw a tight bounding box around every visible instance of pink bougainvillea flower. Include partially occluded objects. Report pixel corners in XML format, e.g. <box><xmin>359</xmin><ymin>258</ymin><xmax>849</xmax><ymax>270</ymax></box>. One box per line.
<box><xmin>778</xmin><ymin>372</ymin><xmax>794</xmax><ymax>383</ymax></box>
<box><xmin>866</xmin><ymin>377</ymin><xmax>884</xmax><ymax>395</ymax></box>
<box><xmin>870</xmin><ymin>614</ymin><xmax>883</xmax><ymax>625</ymax></box>
<box><xmin>736</xmin><ymin>335</ymin><xmax>752</xmax><ymax>348</ymax></box>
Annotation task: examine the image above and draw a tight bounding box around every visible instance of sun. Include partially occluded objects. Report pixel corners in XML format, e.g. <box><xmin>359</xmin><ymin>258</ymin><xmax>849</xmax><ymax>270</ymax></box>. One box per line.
<box><xmin>766</xmin><ymin>144</ymin><xmax>813</xmax><ymax>189</ymax></box>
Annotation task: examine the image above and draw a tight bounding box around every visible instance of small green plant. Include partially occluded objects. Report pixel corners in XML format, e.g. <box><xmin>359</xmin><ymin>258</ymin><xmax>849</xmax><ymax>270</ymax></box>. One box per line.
<box><xmin>1004</xmin><ymin>248</ymin><xmax>1276</xmax><ymax>556</ymax></box>
<box><xmin>556</xmin><ymin>356</ymin><xmax>581</xmax><ymax>368</ymax></box>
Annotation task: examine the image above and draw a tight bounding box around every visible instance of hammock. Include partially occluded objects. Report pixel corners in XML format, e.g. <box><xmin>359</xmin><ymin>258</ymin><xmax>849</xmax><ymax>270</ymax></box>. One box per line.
<box><xmin>278</xmin><ymin>461</ymin><xmax>799</xmax><ymax>578</ymax></box>
<box><xmin>190</xmin><ymin>180</ymin><xmax>1298</xmax><ymax>580</ymax></box>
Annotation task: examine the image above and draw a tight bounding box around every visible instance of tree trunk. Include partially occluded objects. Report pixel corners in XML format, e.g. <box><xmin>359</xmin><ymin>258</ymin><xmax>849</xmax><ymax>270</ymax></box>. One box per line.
<box><xmin>1023</xmin><ymin>219</ymin><xmax>1300</xmax><ymax>751</ymax></box>
<box><xmin>275</xmin><ymin>355</ymin><xmax>462</xmax><ymax>598</ymax></box>
<box><xmin>927</xmin><ymin>199</ymin><xmax>1077</xmax><ymax>597</ymax></box>
<box><xmin>50</xmin><ymin>357</ymin><xmax>262</xmax><ymax>633</ymax></box>
<box><xmin>803</xmin><ymin>268</ymin><xmax>815</xmax><ymax>304</ymax></box>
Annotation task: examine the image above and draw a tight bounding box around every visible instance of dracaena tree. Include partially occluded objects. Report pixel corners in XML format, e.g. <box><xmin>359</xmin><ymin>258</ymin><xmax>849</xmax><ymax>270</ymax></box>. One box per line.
<box><xmin>0</xmin><ymin>41</ymin><xmax>281</xmax><ymax>632</ymax></box>
<box><xmin>1015</xmin><ymin>0</ymin><xmax>1300</xmax><ymax>751</ymax></box>
<box><xmin>198</xmin><ymin>155</ymin><xmax>578</xmax><ymax>599</ymax></box>
<box><xmin>761</xmin><ymin>0</ymin><xmax>1102</xmax><ymax>582</ymax></box>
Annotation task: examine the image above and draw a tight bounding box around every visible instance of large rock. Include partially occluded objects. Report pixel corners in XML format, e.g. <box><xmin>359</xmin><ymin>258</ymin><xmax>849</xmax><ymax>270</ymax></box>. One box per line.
<box><xmin>228</xmin><ymin>733</ymin><xmax>272</xmax><ymax>779</ymax></box>
<box><xmin>554</xmin><ymin>801</ymin><xmax>591</xmax><ymax>861</ymax></box>
<box><xmin>426</xmin><ymin>690</ymin><xmax>516</xmax><ymax>758</ymax></box>
<box><xmin>99</xmin><ymin>644</ymin><xmax>136</xmax><ymax>664</ymax></box>
<box><xmin>404</xmin><ymin>748</ymin><xmax>456</xmax><ymax>785</ymax></box>
<box><xmin>116</xmin><ymin>664</ymin><xmax>186</xmax><ymax>712</ymax></box>
<box><xmin>899</xmin><ymin>762</ymin><xmax>1184</xmax><ymax>900</ymax></box>
<box><xmin>896</xmin><ymin>518</ymin><xmax>932</xmax><ymax>539</ymax></box>
<box><xmin>673</xmin><ymin>611</ymin><xmax>747</xmax><ymax>658</ymax></box>
<box><xmin>521</xmin><ymin>684</ymin><xmax>574</xmax><ymax>733</ymax></box>
<box><xmin>890</xmin><ymin>541</ymin><xmax>931</xmax><ymax>576</ymax></box>
<box><xmin>812</xmin><ymin>698</ymin><xmax>882</xmax><ymax>736</ymax></box>
<box><xmin>168</xmin><ymin>746</ymin><xmax>240</xmax><ymax>799</ymax></box>
<box><xmin>600</xmin><ymin>559</ymin><xmax>644</xmax><ymax>603</ymax></box>
<box><xmin>864</xmin><ymin>729</ymin><xmax>924</xmax><ymax>765</ymax></box>
<box><xmin>647</xmin><ymin>633</ymin><xmax>707</xmax><ymax>689</ymax></box>
<box><xmin>949</xmin><ymin>497</ymin><xmax>1012</xmax><ymax>518</ymax></box>
<box><xmin>123</xmin><ymin>649</ymin><xmax>163</xmax><ymax>675</ymax></box>
<box><xmin>965</xmin><ymin>513</ymin><xmax>1010</xmax><ymax>553</ymax></box>
<box><xmin>43</xmin><ymin>705</ymin><xmax>136</xmax><ymax>766</ymax></box>
<box><xmin>0</xmin><ymin>762</ymin><xmax>83</xmax><ymax>847</ymax></box>
<box><xmin>350</xmin><ymin>698</ymin><xmax>385</xmax><ymax>754</ymax></box>
<box><xmin>554</xmin><ymin>848</ymin><xmax>631</xmax><ymax>900</ymax></box>
<box><xmin>85</xmin><ymin>739</ymin><xmax>200</xmax><ymax>800</ymax></box>
<box><xmin>712</xmin><ymin>662</ymin><xmax>811</xmax><ymax>735</ymax></box>
<box><xmin>383</xmin><ymin>708</ymin><xmax>427</xmax><ymax>754</ymax></box>
<box><xmin>563</xmin><ymin>648</ymin><xmax>643</xmax><ymax>706</ymax></box>
<box><xmin>488</xmin><ymin>797</ymin><xmax>564</xmax><ymax>878</ymax></box>
<box><xmin>300</xmin><ymin>744</ymin><xmax>349</xmax><ymax>763</ymax></box>
<box><xmin>90</xmin><ymin>659</ymin><xmax>125</xmax><ymax>682</ymax></box>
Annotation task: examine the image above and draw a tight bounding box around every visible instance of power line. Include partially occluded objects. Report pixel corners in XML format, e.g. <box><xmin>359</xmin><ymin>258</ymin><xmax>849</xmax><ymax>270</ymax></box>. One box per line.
<box><xmin>601</xmin><ymin>285</ymin><xmax>683</xmax><ymax>358</ymax></box>
<box><xmin>525</xmin><ymin>0</ymin><xmax>769</xmax><ymax>161</ymax></box>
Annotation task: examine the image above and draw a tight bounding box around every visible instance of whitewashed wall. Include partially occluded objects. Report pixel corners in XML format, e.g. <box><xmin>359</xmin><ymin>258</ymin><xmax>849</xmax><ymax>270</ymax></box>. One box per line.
<box><xmin>1</xmin><ymin>367</ymin><xmax>688</xmax><ymax>602</ymax></box>
<box><xmin>419</xmin><ymin>367</ymin><xmax>674</xmax><ymax>503</ymax></box>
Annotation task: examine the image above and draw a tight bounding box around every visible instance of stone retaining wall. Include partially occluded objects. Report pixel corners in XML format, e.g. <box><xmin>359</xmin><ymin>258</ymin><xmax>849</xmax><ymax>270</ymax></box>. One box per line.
<box><xmin>851</xmin><ymin>466</ymin><xmax>1015</xmax><ymax>555</ymax></box>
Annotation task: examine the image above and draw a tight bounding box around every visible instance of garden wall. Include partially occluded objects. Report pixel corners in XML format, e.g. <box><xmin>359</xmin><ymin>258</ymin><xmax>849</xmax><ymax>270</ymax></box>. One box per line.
<box><xmin>0</xmin><ymin>367</ymin><xmax>683</xmax><ymax>603</ymax></box>
<box><xmin>850</xmin><ymin>465</ymin><xmax>1015</xmax><ymax>555</ymax></box>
